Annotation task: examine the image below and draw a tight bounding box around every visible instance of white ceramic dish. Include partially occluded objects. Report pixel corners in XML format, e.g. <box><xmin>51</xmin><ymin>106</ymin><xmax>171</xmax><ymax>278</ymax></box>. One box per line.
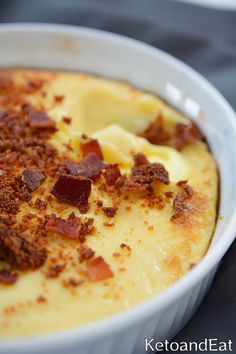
<box><xmin>0</xmin><ymin>23</ymin><xmax>235</xmax><ymax>354</ymax></box>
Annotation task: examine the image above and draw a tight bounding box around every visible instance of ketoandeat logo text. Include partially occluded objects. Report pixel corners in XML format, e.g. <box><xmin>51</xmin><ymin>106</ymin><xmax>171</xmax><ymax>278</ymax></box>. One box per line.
<box><xmin>145</xmin><ymin>338</ymin><xmax>233</xmax><ymax>352</ymax></box>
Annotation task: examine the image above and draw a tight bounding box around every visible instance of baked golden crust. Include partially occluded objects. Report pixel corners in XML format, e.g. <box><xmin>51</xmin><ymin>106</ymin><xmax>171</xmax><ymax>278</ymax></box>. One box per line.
<box><xmin>0</xmin><ymin>69</ymin><xmax>218</xmax><ymax>337</ymax></box>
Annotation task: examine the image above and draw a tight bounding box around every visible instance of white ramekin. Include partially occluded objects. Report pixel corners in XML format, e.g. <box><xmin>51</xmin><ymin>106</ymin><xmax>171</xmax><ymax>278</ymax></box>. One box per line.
<box><xmin>0</xmin><ymin>24</ymin><xmax>235</xmax><ymax>354</ymax></box>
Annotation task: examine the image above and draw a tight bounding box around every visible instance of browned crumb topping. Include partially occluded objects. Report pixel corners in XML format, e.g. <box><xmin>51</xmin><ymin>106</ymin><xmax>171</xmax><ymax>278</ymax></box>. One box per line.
<box><xmin>45</xmin><ymin>264</ymin><xmax>66</xmax><ymax>278</ymax></box>
<box><xmin>62</xmin><ymin>116</ymin><xmax>71</xmax><ymax>125</ymax></box>
<box><xmin>116</xmin><ymin>153</ymin><xmax>169</xmax><ymax>192</ymax></box>
<box><xmin>78</xmin><ymin>245</ymin><xmax>95</xmax><ymax>263</ymax></box>
<box><xmin>138</xmin><ymin>115</ymin><xmax>170</xmax><ymax>144</ymax></box>
<box><xmin>171</xmin><ymin>183</ymin><xmax>194</xmax><ymax>222</ymax></box>
<box><xmin>80</xmin><ymin>137</ymin><xmax>104</xmax><ymax>160</ymax></box>
<box><xmin>0</xmin><ymin>70</ymin><xmax>202</xmax><ymax>288</ymax></box>
<box><xmin>138</xmin><ymin>115</ymin><xmax>204</xmax><ymax>150</ymax></box>
<box><xmin>0</xmin><ymin>223</ymin><xmax>47</xmax><ymax>270</ymax></box>
<box><xmin>102</xmin><ymin>206</ymin><xmax>117</xmax><ymax>218</ymax></box>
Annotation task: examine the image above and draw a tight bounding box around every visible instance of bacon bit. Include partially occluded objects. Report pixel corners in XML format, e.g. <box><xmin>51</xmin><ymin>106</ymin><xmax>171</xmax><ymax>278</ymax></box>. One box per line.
<box><xmin>176</xmin><ymin>180</ymin><xmax>188</xmax><ymax>188</ymax></box>
<box><xmin>78</xmin><ymin>245</ymin><xmax>95</xmax><ymax>263</ymax></box>
<box><xmin>46</xmin><ymin>214</ymin><xmax>81</xmax><ymax>239</ymax></box>
<box><xmin>138</xmin><ymin>115</ymin><xmax>170</xmax><ymax>144</ymax></box>
<box><xmin>120</xmin><ymin>243</ymin><xmax>131</xmax><ymax>251</ymax></box>
<box><xmin>78</xmin><ymin>218</ymin><xmax>94</xmax><ymax>242</ymax></box>
<box><xmin>62</xmin><ymin>278</ymin><xmax>84</xmax><ymax>288</ymax></box>
<box><xmin>23</xmin><ymin>104</ymin><xmax>57</xmax><ymax>131</ymax></box>
<box><xmin>133</xmin><ymin>153</ymin><xmax>149</xmax><ymax>167</ymax></box>
<box><xmin>62</xmin><ymin>153</ymin><xmax>105</xmax><ymax>180</ymax></box>
<box><xmin>86</xmin><ymin>256</ymin><xmax>113</xmax><ymax>282</ymax></box>
<box><xmin>96</xmin><ymin>200</ymin><xmax>103</xmax><ymax>207</ymax></box>
<box><xmin>22</xmin><ymin>169</ymin><xmax>46</xmax><ymax>192</ymax></box>
<box><xmin>50</xmin><ymin>174</ymin><xmax>92</xmax><ymax>213</ymax></box>
<box><xmin>0</xmin><ymin>269</ymin><xmax>18</xmax><ymax>285</ymax></box>
<box><xmin>102</xmin><ymin>206</ymin><xmax>117</xmax><ymax>218</ymax></box>
<box><xmin>171</xmin><ymin>185</ymin><xmax>194</xmax><ymax>222</ymax></box>
<box><xmin>54</xmin><ymin>95</ymin><xmax>64</xmax><ymax>103</ymax></box>
<box><xmin>118</xmin><ymin>155</ymin><xmax>169</xmax><ymax>192</ymax></box>
<box><xmin>34</xmin><ymin>198</ymin><xmax>47</xmax><ymax>211</ymax></box>
<box><xmin>36</xmin><ymin>295</ymin><xmax>47</xmax><ymax>303</ymax></box>
<box><xmin>104</xmin><ymin>164</ymin><xmax>121</xmax><ymax>186</ymax></box>
<box><xmin>46</xmin><ymin>263</ymin><xmax>66</xmax><ymax>278</ymax></box>
<box><xmin>0</xmin><ymin>226</ymin><xmax>47</xmax><ymax>270</ymax></box>
<box><xmin>0</xmin><ymin>110</ymin><xmax>7</xmax><ymax>119</ymax></box>
<box><xmin>81</xmin><ymin>138</ymin><xmax>103</xmax><ymax>160</ymax></box>
<box><xmin>165</xmin><ymin>191</ymin><xmax>174</xmax><ymax>198</ymax></box>
<box><xmin>173</xmin><ymin>122</ymin><xmax>204</xmax><ymax>150</ymax></box>
<box><xmin>103</xmin><ymin>222</ymin><xmax>114</xmax><ymax>227</ymax></box>
<box><xmin>113</xmin><ymin>252</ymin><xmax>120</xmax><ymax>257</ymax></box>
<box><xmin>131</xmin><ymin>158</ymin><xmax>169</xmax><ymax>185</ymax></box>
<box><xmin>62</xmin><ymin>116</ymin><xmax>71</xmax><ymax>125</ymax></box>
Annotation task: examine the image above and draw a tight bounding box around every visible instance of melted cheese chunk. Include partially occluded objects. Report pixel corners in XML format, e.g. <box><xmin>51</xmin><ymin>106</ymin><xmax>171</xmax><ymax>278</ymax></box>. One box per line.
<box><xmin>0</xmin><ymin>70</ymin><xmax>218</xmax><ymax>337</ymax></box>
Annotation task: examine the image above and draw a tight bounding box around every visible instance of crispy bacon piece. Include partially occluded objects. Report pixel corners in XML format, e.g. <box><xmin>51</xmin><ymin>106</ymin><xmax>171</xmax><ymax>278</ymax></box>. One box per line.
<box><xmin>138</xmin><ymin>115</ymin><xmax>170</xmax><ymax>144</ymax></box>
<box><xmin>131</xmin><ymin>162</ymin><xmax>169</xmax><ymax>185</ymax></box>
<box><xmin>171</xmin><ymin>185</ymin><xmax>194</xmax><ymax>222</ymax></box>
<box><xmin>0</xmin><ymin>226</ymin><xmax>47</xmax><ymax>270</ymax></box>
<box><xmin>62</xmin><ymin>152</ymin><xmax>105</xmax><ymax>180</ymax></box>
<box><xmin>81</xmin><ymin>138</ymin><xmax>103</xmax><ymax>160</ymax></box>
<box><xmin>78</xmin><ymin>218</ymin><xmax>94</xmax><ymax>242</ymax></box>
<box><xmin>118</xmin><ymin>154</ymin><xmax>169</xmax><ymax>192</ymax></box>
<box><xmin>22</xmin><ymin>169</ymin><xmax>46</xmax><ymax>192</ymax></box>
<box><xmin>104</xmin><ymin>164</ymin><xmax>121</xmax><ymax>186</ymax></box>
<box><xmin>51</xmin><ymin>174</ymin><xmax>92</xmax><ymax>213</ymax></box>
<box><xmin>0</xmin><ymin>269</ymin><xmax>18</xmax><ymax>285</ymax></box>
<box><xmin>78</xmin><ymin>245</ymin><xmax>95</xmax><ymax>263</ymax></box>
<box><xmin>133</xmin><ymin>153</ymin><xmax>149</xmax><ymax>167</ymax></box>
<box><xmin>172</xmin><ymin>122</ymin><xmax>204</xmax><ymax>150</ymax></box>
<box><xmin>0</xmin><ymin>110</ymin><xmax>7</xmax><ymax>119</ymax></box>
<box><xmin>46</xmin><ymin>263</ymin><xmax>66</xmax><ymax>278</ymax></box>
<box><xmin>46</xmin><ymin>214</ymin><xmax>81</xmax><ymax>239</ymax></box>
<box><xmin>102</xmin><ymin>207</ymin><xmax>117</xmax><ymax>218</ymax></box>
<box><xmin>23</xmin><ymin>104</ymin><xmax>56</xmax><ymax>131</ymax></box>
<box><xmin>86</xmin><ymin>256</ymin><xmax>113</xmax><ymax>282</ymax></box>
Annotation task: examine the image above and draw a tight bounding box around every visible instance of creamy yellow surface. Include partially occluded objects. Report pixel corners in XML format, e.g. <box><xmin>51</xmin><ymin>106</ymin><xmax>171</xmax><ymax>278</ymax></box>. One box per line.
<box><xmin>0</xmin><ymin>70</ymin><xmax>218</xmax><ymax>337</ymax></box>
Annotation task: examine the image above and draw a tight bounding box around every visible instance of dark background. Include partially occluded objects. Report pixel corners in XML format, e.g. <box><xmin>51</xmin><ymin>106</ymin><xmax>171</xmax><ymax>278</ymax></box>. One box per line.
<box><xmin>0</xmin><ymin>0</ymin><xmax>235</xmax><ymax>352</ymax></box>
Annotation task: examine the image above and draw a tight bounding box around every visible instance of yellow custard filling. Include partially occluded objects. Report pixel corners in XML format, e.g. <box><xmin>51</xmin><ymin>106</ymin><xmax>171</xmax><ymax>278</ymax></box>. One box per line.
<box><xmin>0</xmin><ymin>70</ymin><xmax>217</xmax><ymax>337</ymax></box>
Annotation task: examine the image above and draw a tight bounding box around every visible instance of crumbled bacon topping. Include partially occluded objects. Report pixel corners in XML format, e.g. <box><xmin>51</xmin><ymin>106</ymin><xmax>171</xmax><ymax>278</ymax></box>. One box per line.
<box><xmin>62</xmin><ymin>152</ymin><xmax>105</xmax><ymax>180</ymax></box>
<box><xmin>22</xmin><ymin>169</ymin><xmax>46</xmax><ymax>192</ymax></box>
<box><xmin>133</xmin><ymin>152</ymin><xmax>149</xmax><ymax>167</ymax></box>
<box><xmin>0</xmin><ymin>269</ymin><xmax>18</xmax><ymax>285</ymax></box>
<box><xmin>51</xmin><ymin>174</ymin><xmax>92</xmax><ymax>213</ymax></box>
<box><xmin>102</xmin><ymin>207</ymin><xmax>117</xmax><ymax>218</ymax></box>
<box><xmin>46</xmin><ymin>214</ymin><xmax>81</xmax><ymax>239</ymax></box>
<box><xmin>117</xmin><ymin>153</ymin><xmax>169</xmax><ymax>192</ymax></box>
<box><xmin>46</xmin><ymin>263</ymin><xmax>66</xmax><ymax>278</ymax></box>
<box><xmin>23</xmin><ymin>104</ymin><xmax>57</xmax><ymax>131</ymax></box>
<box><xmin>62</xmin><ymin>116</ymin><xmax>71</xmax><ymax>125</ymax></box>
<box><xmin>138</xmin><ymin>116</ymin><xmax>204</xmax><ymax>150</ymax></box>
<box><xmin>0</xmin><ymin>225</ymin><xmax>47</xmax><ymax>270</ymax></box>
<box><xmin>171</xmin><ymin>184</ymin><xmax>194</xmax><ymax>222</ymax></box>
<box><xmin>138</xmin><ymin>115</ymin><xmax>170</xmax><ymax>144</ymax></box>
<box><xmin>81</xmin><ymin>138</ymin><xmax>103</xmax><ymax>160</ymax></box>
<box><xmin>0</xmin><ymin>174</ymin><xmax>31</xmax><ymax>214</ymax></box>
<box><xmin>78</xmin><ymin>245</ymin><xmax>95</xmax><ymax>263</ymax></box>
<box><xmin>172</xmin><ymin>122</ymin><xmax>204</xmax><ymax>150</ymax></box>
<box><xmin>104</xmin><ymin>164</ymin><xmax>121</xmax><ymax>186</ymax></box>
<box><xmin>86</xmin><ymin>256</ymin><xmax>113</xmax><ymax>282</ymax></box>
